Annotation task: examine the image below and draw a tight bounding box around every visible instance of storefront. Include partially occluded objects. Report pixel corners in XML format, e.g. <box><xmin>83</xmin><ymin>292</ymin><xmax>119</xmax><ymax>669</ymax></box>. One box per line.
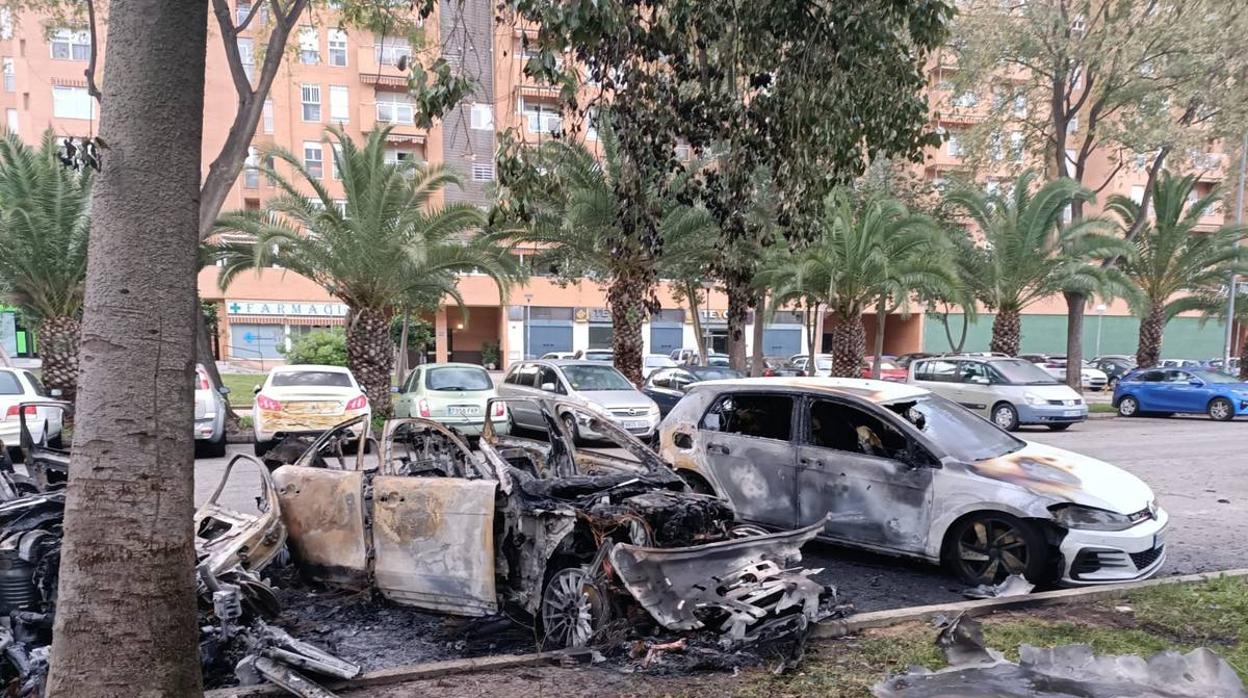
<box><xmin>0</xmin><ymin>307</ymin><xmax>34</xmax><ymax>359</ymax></box>
<box><xmin>649</xmin><ymin>309</ymin><xmax>684</xmax><ymax>355</ymax></box>
<box><xmin>761</xmin><ymin>311</ymin><xmax>803</xmax><ymax>357</ymax></box>
<box><xmin>224</xmin><ymin>299</ymin><xmax>348</xmax><ymax>363</ymax></box>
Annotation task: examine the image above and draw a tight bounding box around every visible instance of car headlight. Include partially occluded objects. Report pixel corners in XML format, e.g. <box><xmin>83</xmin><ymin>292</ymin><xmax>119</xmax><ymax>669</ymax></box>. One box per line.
<box><xmin>647</xmin><ymin>404</ymin><xmax>660</xmax><ymax>417</ymax></box>
<box><xmin>1048</xmin><ymin>503</ymin><xmax>1137</xmax><ymax>531</ymax></box>
<box><xmin>1023</xmin><ymin>393</ymin><xmax>1046</xmax><ymax>406</ymax></box>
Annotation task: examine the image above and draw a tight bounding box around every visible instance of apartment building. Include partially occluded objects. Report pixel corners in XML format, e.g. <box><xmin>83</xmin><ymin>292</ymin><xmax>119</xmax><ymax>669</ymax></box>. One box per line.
<box><xmin>0</xmin><ymin>2</ymin><xmax>1239</xmax><ymax>367</ymax></box>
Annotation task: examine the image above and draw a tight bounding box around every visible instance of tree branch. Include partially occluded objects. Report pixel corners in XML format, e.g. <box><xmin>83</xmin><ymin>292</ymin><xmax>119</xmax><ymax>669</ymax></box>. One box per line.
<box><xmin>83</xmin><ymin>0</ymin><xmax>101</xmax><ymax>102</ymax></box>
<box><xmin>210</xmin><ymin>0</ymin><xmax>253</xmax><ymax>102</ymax></box>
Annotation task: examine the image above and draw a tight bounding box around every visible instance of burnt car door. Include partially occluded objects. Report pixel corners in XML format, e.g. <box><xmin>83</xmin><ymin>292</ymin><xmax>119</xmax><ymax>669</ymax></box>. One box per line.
<box><xmin>794</xmin><ymin>395</ymin><xmax>933</xmax><ymax>554</ymax></box>
<box><xmin>696</xmin><ymin>392</ymin><xmax>798</xmax><ymax>529</ymax></box>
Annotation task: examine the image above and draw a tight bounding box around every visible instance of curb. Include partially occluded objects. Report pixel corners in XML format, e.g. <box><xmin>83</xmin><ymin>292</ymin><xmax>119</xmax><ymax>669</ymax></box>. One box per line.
<box><xmin>813</xmin><ymin>567</ymin><xmax>1248</xmax><ymax>639</ymax></box>
<box><xmin>1088</xmin><ymin>411</ymin><xmax>1117</xmax><ymax>420</ymax></box>
<box><xmin>204</xmin><ymin>649</ymin><xmax>592</xmax><ymax>697</ymax></box>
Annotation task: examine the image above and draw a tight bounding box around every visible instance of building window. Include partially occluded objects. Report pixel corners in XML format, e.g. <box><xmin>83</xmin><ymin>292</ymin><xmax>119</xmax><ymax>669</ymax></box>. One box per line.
<box><xmin>953</xmin><ymin>91</ymin><xmax>978</xmax><ymax>108</ymax></box>
<box><xmin>946</xmin><ymin>132</ymin><xmax>963</xmax><ymax>158</ymax></box>
<box><xmin>586</xmin><ymin>108</ymin><xmax>598</xmax><ymax>140</ymax></box>
<box><xmin>330</xmin><ymin>143</ymin><xmax>343</xmax><ymax>180</ymax></box>
<box><xmin>236</xmin><ymin>2</ymin><xmax>253</xmax><ymax>25</ymax></box>
<box><xmin>50</xmin><ymin>29</ymin><xmax>91</xmax><ymax>61</ymax></box>
<box><xmin>329</xmin><ymin>85</ymin><xmax>349</xmax><ymax>124</ymax></box>
<box><xmin>52</xmin><ymin>86</ymin><xmax>94</xmax><ymax>120</ymax></box>
<box><xmin>263</xmin><ymin>154</ymin><xmax>276</xmax><ymax>185</ymax></box>
<box><xmin>262</xmin><ymin>99</ymin><xmax>274</xmax><ymax>134</ymax></box>
<box><xmin>1130</xmin><ymin>185</ymin><xmax>1145</xmax><ymax>204</ymax></box>
<box><xmin>521</xmin><ymin>99</ymin><xmax>561</xmax><ymax>134</ymax></box>
<box><xmin>5</xmin><ymin>109</ymin><xmax>16</xmax><ymax>135</ymax></box>
<box><xmin>327</xmin><ymin>29</ymin><xmax>348</xmax><ymax>67</ymax></box>
<box><xmin>472</xmin><ymin>163</ymin><xmax>494</xmax><ymax>182</ymax></box>
<box><xmin>0</xmin><ymin>9</ymin><xmax>11</xmax><ymax>40</ymax></box>
<box><xmin>301</xmin><ymin>83</ymin><xmax>321</xmax><ymax>121</ymax></box>
<box><xmin>1009</xmin><ymin>131</ymin><xmax>1024</xmax><ymax>162</ymax></box>
<box><xmin>384</xmin><ymin>147</ymin><xmax>419</xmax><ymax>166</ymax></box>
<box><xmin>244</xmin><ymin>146</ymin><xmax>260</xmax><ymax>188</ymax></box>
<box><xmin>303</xmin><ymin>141</ymin><xmax>323</xmax><ymax>179</ymax></box>
<box><xmin>1012</xmin><ymin>93</ymin><xmax>1027</xmax><ymax>118</ymax></box>
<box><xmin>1</xmin><ymin>58</ymin><xmax>13</xmax><ymax>92</ymax></box>
<box><xmin>298</xmin><ymin>27</ymin><xmax>319</xmax><ymax>64</ymax></box>
<box><xmin>375</xmin><ymin>91</ymin><xmax>414</xmax><ymax>125</ymax></box>
<box><xmin>375</xmin><ymin>37</ymin><xmax>411</xmax><ymax>67</ymax></box>
<box><xmin>237</xmin><ymin>37</ymin><xmax>255</xmax><ymax>81</ymax></box>
<box><xmin>469</xmin><ymin>103</ymin><xmax>493</xmax><ymax>130</ymax></box>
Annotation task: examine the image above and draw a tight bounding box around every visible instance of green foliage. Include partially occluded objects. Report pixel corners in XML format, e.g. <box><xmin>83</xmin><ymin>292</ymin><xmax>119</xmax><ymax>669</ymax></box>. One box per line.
<box><xmin>480</xmin><ymin>340</ymin><xmax>500</xmax><ymax>367</ymax></box>
<box><xmin>281</xmin><ymin>329</ymin><xmax>348</xmax><ymax>366</ymax></box>
<box><xmin>389</xmin><ymin>314</ymin><xmax>435</xmax><ymax>349</ymax></box>
<box><xmin>0</xmin><ymin>130</ymin><xmax>92</xmax><ymax>323</ymax></box>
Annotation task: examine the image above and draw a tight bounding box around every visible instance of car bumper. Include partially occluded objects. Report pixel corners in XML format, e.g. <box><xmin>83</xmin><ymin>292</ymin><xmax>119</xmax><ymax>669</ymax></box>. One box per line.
<box><xmin>254</xmin><ymin>410</ymin><xmax>370</xmax><ymax>442</ymax></box>
<box><xmin>1017</xmin><ymin>403</ymin><xmax>1088</xmax><ymax>424</ymax></box>
<box><xmin>194</xmin><ymin>416</ymin><xmax>221</xmax><ymax>441</ymax></box>
<box><xmin>1057</xmin><ymin>509</ymin><xmax>1168</xmax><ymax>584</ymax></box>
<box><xmin>427</xmin><ymin>417</ymin><xmax>511</xmax><ymax>437</ymax></box>
<box><xmin>581</xmin><ymin>414</ymin><xmax>661</xmax><ymax>439</ymax></box>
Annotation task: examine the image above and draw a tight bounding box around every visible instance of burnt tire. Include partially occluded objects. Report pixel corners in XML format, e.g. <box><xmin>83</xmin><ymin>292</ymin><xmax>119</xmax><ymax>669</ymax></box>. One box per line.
<box><xmin>943</xmin><ymin>512</ymin><xmax>1048</xmax><ymax>587</ymax></box>
<box><xmin>540</xmin><ymin>567</ymin><xmax>610</xmax><ymax>649</ymax></box>
<box><xmin>991</xmin><ymin>402</ymin><xmax>1020</xmax><ymax>431</ymax></box>
<box><xmin>1117</xmin><ymin>395</ymin><xmax>1140</xmax><ymax>417</ymax></box>
<box><xmin>1209</xmin><ymin>397</ymin><xmax>1235</xmax><ymax>422</ymax></box>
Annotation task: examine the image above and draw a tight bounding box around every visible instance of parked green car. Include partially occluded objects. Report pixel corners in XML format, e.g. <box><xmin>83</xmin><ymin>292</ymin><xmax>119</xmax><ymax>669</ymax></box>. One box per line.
<box><xmin>393</xmin><ymin>363</ymin><xmax>510</xmax><ymax>438</ymax></box>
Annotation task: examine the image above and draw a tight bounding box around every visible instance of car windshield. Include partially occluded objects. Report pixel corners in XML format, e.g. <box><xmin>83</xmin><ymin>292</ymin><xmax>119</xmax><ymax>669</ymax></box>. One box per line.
<box><xmin>707</xmin><ymin>356</ymin><xmax>730</xmax><ymax>367</ymax></box>
<box><xmin>688</xmin><ymin>367</ymin><xmax>744</xmax><ymax>381</ymax></box>
<box><xmin>990</xmin><ymin>359</ymin><xmax>1059</xmax><ymax>385</ymax></box>
<box><xmin>584</xmin><ymin>352</ymin><xmax>613</xmax><ymax>361</ymax></box>
<box><xmin>426</xmin><ymin>366</ymin><xmax>492</xmax><ymax>391</ymax></box>
<box><xmin>1191</xmin><ymin>370</ymin><xmax>1240</xmax><ymax>384</ymax></box>
<box><xmin>885</xmin><ymin>394</ymin><xmax>1025</xmax><ymax>462</ymax></box>
<box><xmin>270</xmin><ymin>371</ymin><xmax>353</xmax><ymax>388</ymax></box>
<box><xmin>561</xmin><ymin>364</ymin><xmax>634</xmax><ymax>391</ymax></box>
<box><xmin>0</xmin><ymin>372</ymin><xmax>23</xmax><ymax>395</ymax></box>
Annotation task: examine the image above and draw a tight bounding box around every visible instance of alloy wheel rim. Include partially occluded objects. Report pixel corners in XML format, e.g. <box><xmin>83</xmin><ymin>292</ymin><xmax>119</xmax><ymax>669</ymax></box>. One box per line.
<box><xmin>541</xmin><ymin>569</ymin><xmax>601</xmax><ymax>649</ymax></box>
<box><xmin>1211</xmin><ymin>401</ymin><xmax>1230</xmax><ymax>420</ymax></box>
<box><xmin>994</xmin><ymin>407</ymin><xmax>1014</xmax><ymax>428</ymax></box>
<box><xmin>1121</xmin><ymin>398</ymin><xmax>1136</xmax><ymax>415</ymax></box>
<box><xmin>958</xmin><ymin>518</ymin><xmax>1028</xmax><ymax>584</ymax></box>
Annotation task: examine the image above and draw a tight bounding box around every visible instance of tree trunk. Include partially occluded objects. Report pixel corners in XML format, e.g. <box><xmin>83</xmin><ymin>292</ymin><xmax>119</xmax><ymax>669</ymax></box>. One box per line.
<box><xmin>749</xmin><ymin>293</ymin><xmax>766</xmax><ymax>377</ymax></box>
<box><xmin>396</xmin><ymin>312</ymin><xmax>410</xmax><ymax>388</ymax></box>
<box><xmin>725</xmin><ymin>280</ymin><xmax>749</xmax><ymax>371</ymax></box>
<box><xmin>871</xmin><ymin>295</ymin><xmax>887</xmax><ymax>380</ymax></box>
<box><xmin>609</xmin><ymin>273</ymin><xmax>647</xmax><ymax>385</ymax></box>
<box><xmin>811</xmin><ymin>303</ymin><xmax>825</xmax><ymax>370</ymax></box>
<box><xmin>1238</xmin><ymin>331</ymin><xmax>1247</xmax><ymax>381</ymax></box>
<box><xmin>347</xmin><ymin>306</ymin><xmax>396</xmax><ymax>416</ymax></box>
<box><xmin>829</xmin><ymin>313</ymin><xmax>866</xmax><ymax>378</ymax></box>
<box><xmin>941</xmin><ymin>304</ymin><xmax>970</xmax><ymax>354</ymax></box>
<box><xmin>47</xmin><ymin>0</ymin><xmax>208</xmax><ymax>693</ymax></box>
<box><xmin>684</xmin><ymin>281</ymin><xmax>707</xmax><ymax>365</ymax></box>
<box><xmin>990</xmin><ymin>307</ymin><xmax>1022</xmax><ymax>356</ymax></box>
<box><xmin>37</xmin><ymin>315</ymin><xmax>80</xmax><ymax>403</ymax></box>
<box><xmin>1063</xmin><ymin>291</ymin><xmax>1085</xmax><ymax>391</ymax></box>
<box><xmin>1136</xmin><ymin>302</ymin><xmax>1165</xmax><ymax>369</ymax></box>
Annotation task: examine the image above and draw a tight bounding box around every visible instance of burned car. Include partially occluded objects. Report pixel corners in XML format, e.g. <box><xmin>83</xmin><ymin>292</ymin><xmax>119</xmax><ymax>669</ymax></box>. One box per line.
<box><xmin>271</xmin><ymin>399</ymin><xmax>833</xmax><ymax>649</ymax></box>
<box><xmin>659</xmin><ymin>378</ymin><xmax>1168</xmax><ymax>588</ymax></box>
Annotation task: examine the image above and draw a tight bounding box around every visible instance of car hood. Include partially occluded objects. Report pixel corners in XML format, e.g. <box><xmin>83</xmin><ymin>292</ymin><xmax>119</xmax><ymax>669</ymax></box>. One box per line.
<box><xmin>577</xmin><ymin>390</ymin><xmax>655</xmax><ymax>411</ymax></box>
<box><xmin>1007</xmin><ymin>383</ymin><xmax>1083</xmax><ymax>401</ymax></box>
<box><xmin>969</xmin><ymin>441</ymin><xmax>1152</xmax><ymax>514</ymax></box>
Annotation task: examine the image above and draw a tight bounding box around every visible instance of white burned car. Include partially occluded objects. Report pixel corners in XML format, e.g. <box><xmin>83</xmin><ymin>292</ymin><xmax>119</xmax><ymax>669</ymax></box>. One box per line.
<box><xmin>251</xmin><ymin>364</ymin><xmax>370</xmax><ymax>456</ymax></box>
<box><xmin>659</xmin><ymin>378</ymin><xmax>1168</xmax><ymax>587</ymax></box>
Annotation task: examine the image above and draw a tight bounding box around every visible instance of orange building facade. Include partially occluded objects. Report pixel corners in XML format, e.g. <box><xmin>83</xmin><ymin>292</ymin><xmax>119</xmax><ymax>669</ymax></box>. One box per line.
<box><xmin>0</xmin><ymin>2</ymin><xmax>1240</xmax><ymax>367</ymax></box>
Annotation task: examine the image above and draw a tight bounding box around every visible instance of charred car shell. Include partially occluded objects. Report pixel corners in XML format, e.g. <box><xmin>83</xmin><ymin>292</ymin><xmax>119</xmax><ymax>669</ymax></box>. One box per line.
<box><xmin>658</xmin><ymin>378</ymin><xmax>1167</xmax><ymax>587</ymax></box>
<box><xmin>272</xmin><ymin>399</ymin><xmax>834</xmax><ymax>649</ymax></box>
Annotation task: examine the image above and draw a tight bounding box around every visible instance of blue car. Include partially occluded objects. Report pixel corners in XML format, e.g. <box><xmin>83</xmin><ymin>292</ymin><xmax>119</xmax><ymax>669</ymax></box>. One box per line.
<box><xmin>1113</xmin><ymin>367</ymin><xmax>1248</xmax><ymax>421</ymax></box>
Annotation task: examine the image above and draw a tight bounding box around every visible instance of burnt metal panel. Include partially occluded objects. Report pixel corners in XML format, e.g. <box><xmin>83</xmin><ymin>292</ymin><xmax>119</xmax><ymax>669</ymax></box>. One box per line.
<box><xmin>273</xmin><ymin>466</ymin><xmax>369</xmax><ymax>588</ymax></box>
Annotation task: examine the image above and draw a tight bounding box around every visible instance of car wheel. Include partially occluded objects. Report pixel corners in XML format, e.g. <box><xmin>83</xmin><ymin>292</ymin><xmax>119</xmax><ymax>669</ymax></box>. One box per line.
<box><xmin>1117</xmin><ymin>395</ymin><xmax>1140</xmax><ymax>417</ymax></box>
<box><xmin>944</xmin><ymin>512</ymin><xmax>1047</xmax><ymax>586</ymax></box>
<box><xmin>1208</xmin><ymin>397</ymin><xmax>1235</xmax><ymax>422</ymax></box>
<box><xmin>1107</xmin><ymin>376</ymin><xmax>1119</xmax><ymax>390</ymax></box>
<box><xmin>200</xmin><ymin>431</ymin><xmax>227</xmax><ymax>458</ymax></box>
<box><xmin>253</xmin><ymin>439</ymin><xmax>274</xmax><ymax>457</ymax></box>
<box><xmin>540</xmin><ymin>567</ymin><xmax>610</xmax><ymax>649</ymax></box>
<box><xmin>991</xmin><ymin>402</ymin><xmax>1020</xmax><ymax>431</ymax></box>
<box><xmin>1046</xmin><ymin>423</ymin><xmax>1073</xmax><ymax>431</ymax></box>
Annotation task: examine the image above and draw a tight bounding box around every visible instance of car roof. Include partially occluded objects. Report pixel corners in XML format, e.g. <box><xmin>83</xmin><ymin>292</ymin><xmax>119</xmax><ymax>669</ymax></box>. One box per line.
<box><xmin>420</xmin><ymin>362</ymin><xmax>489</xmax><ymax>370</ymax></box>
<box><xmin>527</xmin><ymin>359</ymin><xmax>620</xmax><ymax>367</ymax></box>
<box><xmin>271</xmin><ymin>364</ymin><xmax>351</xmax><ymax>373</ymax></box>
<box><xmin>696</xmin><ymin>377</ymin><xmax>929</xmax><ymax>403</ymax></box>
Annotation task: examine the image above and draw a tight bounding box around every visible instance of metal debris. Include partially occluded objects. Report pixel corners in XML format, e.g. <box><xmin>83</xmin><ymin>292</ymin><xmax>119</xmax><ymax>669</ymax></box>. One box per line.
<box><xmin>874</xmin><ymin>614</ymin><xmax>1248</xmax><ymax>697</ymax></box>
<box><xmin>961</xmin><ymin>573</ymin><xmax>1035</xmax><ymax>600</ymax></box>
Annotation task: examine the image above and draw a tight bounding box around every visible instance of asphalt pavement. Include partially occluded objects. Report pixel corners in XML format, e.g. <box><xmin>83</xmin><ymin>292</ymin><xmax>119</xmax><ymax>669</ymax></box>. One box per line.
<box><xmin>194</xmin><ymin>414</ymin><xmax>1246</xmax><ymax>612</ymax></box>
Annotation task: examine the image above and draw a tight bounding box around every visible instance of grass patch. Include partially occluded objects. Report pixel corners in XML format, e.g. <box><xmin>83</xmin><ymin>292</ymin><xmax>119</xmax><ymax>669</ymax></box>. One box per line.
<box><xmin>219</xmin><ymin>373</ymin><xmax>261</xmax><ymax>408</ymax></box>
<box><xmin>732</xmin><ymin>576</ymin><xmax>1248</xmax><ymax>698</ymax></box>
<box><xmin>1089</xmin><ymin>402</ymin><xmax>1117</xmax><ymax>413</ymax></box>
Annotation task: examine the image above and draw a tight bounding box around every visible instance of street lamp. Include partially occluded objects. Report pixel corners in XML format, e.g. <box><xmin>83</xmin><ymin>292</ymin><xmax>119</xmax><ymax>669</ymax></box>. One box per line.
<box><xmin>523</xmin><ymin>293</ymin><xmax>533</xmax><ymax>360</ymax></box>
<box><xmin>1095</xmin><ymin>304</ymin><xmax>1107</xmax><ymax>358</ymax></box>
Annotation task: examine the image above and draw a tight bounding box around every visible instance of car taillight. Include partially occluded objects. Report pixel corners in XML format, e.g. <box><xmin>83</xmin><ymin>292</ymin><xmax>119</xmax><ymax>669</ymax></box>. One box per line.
<box><xmin>4</xmin><ymin>405</ymin><xmax>36</xmax><ymax>418</ymax></box>
<box><xmin>492</xmin><ymin>401</ymin><xmax>506</xmax><ymax>417</ymax></box>
<box><xmin>418</xmin><ymin>399</ymin><xmax>431</xmax><ymax>418</ymax></box>
<box><xmin>345</xmin><ymin>394</ymin><xmax>368</xmax><ymax>411</ymax></box>
<box><xmin>195</xmin><ymin>368</ymin><xmax>211</xmax><ymax>390</ymax></box>
<box><xmin>764</xmin><ymin>368</ymin><xmax>776</xmax><ymax>377</ymax></box>
<box><xmin>255</xmin><ymin>394</ymin><xmax>282</xmax><ymax>411</ymax></box>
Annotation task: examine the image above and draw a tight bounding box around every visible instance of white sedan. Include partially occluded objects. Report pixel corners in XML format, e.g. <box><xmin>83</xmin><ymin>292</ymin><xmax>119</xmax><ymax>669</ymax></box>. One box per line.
<box><xmin>0</xmin><ymin>368</ymin><xmax>63</xmax><ymax>459</ymax></box>
<box><xmin>252</xmin><ymin>364</ymin><xmax>370</xmax><ymax>456</ymax></box>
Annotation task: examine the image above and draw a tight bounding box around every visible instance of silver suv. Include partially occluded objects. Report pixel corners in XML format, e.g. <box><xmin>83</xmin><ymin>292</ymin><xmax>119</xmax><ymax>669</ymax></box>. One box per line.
<box><xmin>909</xmin><ymin>356</ymin><xmax>1086</xmax><ymax>431</ymax></box>
<box><xmin>497</xmin><ymin>360</ymin><xmax>660</xmax><ymax>440</ymax></box>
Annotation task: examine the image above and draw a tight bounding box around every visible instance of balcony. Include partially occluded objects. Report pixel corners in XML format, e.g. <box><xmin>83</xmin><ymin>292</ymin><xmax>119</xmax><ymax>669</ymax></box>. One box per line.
<box><xmin>356</xmin><ymin>45</ymin><xmax>411</xmax><ymax>89</ymax></box>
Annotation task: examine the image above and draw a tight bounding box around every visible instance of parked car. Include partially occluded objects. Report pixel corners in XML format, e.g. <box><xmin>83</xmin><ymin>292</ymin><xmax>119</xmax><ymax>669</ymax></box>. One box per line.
<box><xmin>1034</xmin><ymin>356</ymin><xmax>1109</xmax><ymax>391</ymax></box>
<box><xmin>194</xmin><ymin>363</ymin><xmax>229</xmax><ymax>457</ymax></box>
<box><xmin>658</xmin><ymin>377</ymin><xmax>1167</xmax><ymax>587</ymax></box>
<box><xmin>392</xmin><ymin>362</ymin><xmax>509</xmax><ymax>438</ymax></box>
<box><xmin>642</xmin><ymin>354</ymin><xmax>678</xmax><ymax>379</ymax></box>
<box><xmin>1090</xmin><ymin>357</ymin><xmax>1136</xmax><ymax>389</ymax></box>
<box><xmin>1018</xmin><ymin>353</ymin><xmax>1051</xmax><ymax>365</ymax></box>
<box><xmin>1158</xmin><ymin>359</ymin><xmax>1202</xmax><ymax>369</ymax></box>
<box><xmin>1113</xmin><ymin>368</ymin><xmax>1248</xmax><ymax>421</ymax></box>
<box><xmin>909</xmin><ymin>356</ymin><xmax>1087</xmax><ymax>431</ymax></box>
<box><xmin>497</xmin><ymin>360</ymin><xmax>661</xmax><ymax>440</ymax></box>
<box><xmin>790</xmin><ymin>354</ymin><xmax>833</xmax><ymax>377</ymax></box>
<box><xmin>862</xmin><ymin>357</ymin><xmax>907</xmax><ymax>382</ymax></box>
<box><xmin>540</xmin><ymin>352</ymin><xmax>577</xmax><ymax>360</ymax></box>
<box><xmin>894</xmin><ymin>352</ymin><xmax>937</xmax><ymax>369</ymax></box>
<box><xmin>0</xmin><ymin>368</ymin><xmax>62</xmax><ymax>461</ymax></box>
<box><xmin>252</xmin><ymin>364</ymin><xmax>371</xmax><ymax>456</ymax></box>
<box><xmin>669</xmin><ymin>349</ymin><xmax>730</xmax><ymax>367</ymax></box>
<box><xmin>583</xmin><ymin>350</ymin><xmax>613</xmax><ymax>362</ymax></box>
<box><xmin>641</xmin><ymin>365</ymin><xmax>746</xmax><ymax>416</ymax></box>
<box><xmin>749</xmin><ymin>356</ymin><xmax>805</xmax><ymax>377</ymax></box>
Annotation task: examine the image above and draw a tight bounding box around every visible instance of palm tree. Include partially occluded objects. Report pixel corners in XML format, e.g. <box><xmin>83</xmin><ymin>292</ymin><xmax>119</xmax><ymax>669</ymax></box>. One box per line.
<box><xmin>216</xmin><ymin>125</ymin><xmax>519</xmax><ymax>415</ymax></box>
<box><xmin>1108</xmin><ymin>173</ymin><xmax>1248</xmax><ymax>368</ymax></box>
<box><xmin>0</xmin><ymin>131</ymin><xmax>92</xmax><ymax>402</ymax></box>
<box><xmin>759</xmin><ymin>189</ymin><xmax>959</xmax><ymax>377</ymax></box>
<box><xmin>947</xmin><ymin>172</ymin><xmax>1128</xmax><ymax>357</ymax></box>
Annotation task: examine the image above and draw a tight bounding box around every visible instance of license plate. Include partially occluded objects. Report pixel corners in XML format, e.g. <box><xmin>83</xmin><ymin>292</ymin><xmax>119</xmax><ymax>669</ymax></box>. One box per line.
<box><xmin>623</xmin><ymin>420</ymin><xmax>648</xmax><ymax>429</ymax></box>
<box><xmin>447</xmin><ymin>405</ymin><xmax>481</xmax><ymax>417</ymax></box>
<box><xmin>1063</xmin><ymin>410</ymin><xmax>1082</xmax><ymax>417</ymax></box>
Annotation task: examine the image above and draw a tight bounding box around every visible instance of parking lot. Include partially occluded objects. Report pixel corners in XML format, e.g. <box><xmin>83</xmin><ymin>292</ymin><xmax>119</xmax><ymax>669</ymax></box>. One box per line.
<box><xmin>194</xmin><ymin>415</ymin><xmax>1246</xmax><ymax>612</ymax></box>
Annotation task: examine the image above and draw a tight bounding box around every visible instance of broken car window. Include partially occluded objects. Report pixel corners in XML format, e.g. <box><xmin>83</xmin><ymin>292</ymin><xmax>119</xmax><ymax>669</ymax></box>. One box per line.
<box><xmin>807</xmin><ymin>400</ymin><xmax>908</xmax><ymax>460</ymax></box>
<box><xmin>426</xmin><ymin>366</ymin><xmax>492</xmax><ymax>391</ymax></box>
<box><xmin>886</xmin><ymin>395</ymin><xmax>1023</xmax><ymax>462</ymax></box>
<box><xmin>271</xmin><ymin>371</ymin><xmax>353</xmax><ymax>388</ymax></box>
<box><xmin>701</xmin><ymin>393</ymin><xmax>793</xmax><ymax>441</ymax></box>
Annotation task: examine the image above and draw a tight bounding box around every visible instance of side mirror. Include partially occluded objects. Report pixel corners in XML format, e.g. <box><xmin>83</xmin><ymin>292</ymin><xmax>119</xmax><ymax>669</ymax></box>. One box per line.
<box><xmin>540</xmin><ymin>382</ymin><xmax>556</xmax><ymax>392</ymax></box>
<box><xmin>49</xmin><ymin>388</ymin><xmax>63</xmax><ymax>398</ymax></box>
<box><xmin>217</xmin><ymin>385</ymin><xmax>231</xmax><ymax>396</ymax></box>
<box><xmin>253</xmin><ymin>384</ymin><xmax>262</xmax><ymax>394</ymax></box>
